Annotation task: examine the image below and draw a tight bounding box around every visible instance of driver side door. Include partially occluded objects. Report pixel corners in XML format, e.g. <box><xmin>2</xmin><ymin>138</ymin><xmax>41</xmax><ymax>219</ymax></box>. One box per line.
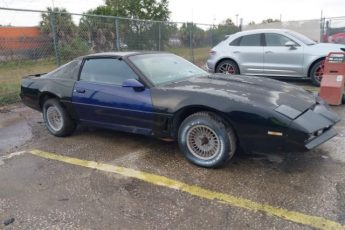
<box><xmin>72</xmin><ymin>57</ymin><xmax>154</xmax><ymax>135</ymax></box>
<box><xmin>263</xmin><ymin>33</ymin><xmax>304</xmax><ymax>77</ymax></box>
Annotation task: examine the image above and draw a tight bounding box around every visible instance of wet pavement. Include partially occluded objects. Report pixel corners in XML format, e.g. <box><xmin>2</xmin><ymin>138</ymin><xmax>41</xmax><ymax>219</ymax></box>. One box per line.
<box><xmin>0</xmin><ymin>85</ymin><xmax>345</xmax><ymax>229</ymax></box>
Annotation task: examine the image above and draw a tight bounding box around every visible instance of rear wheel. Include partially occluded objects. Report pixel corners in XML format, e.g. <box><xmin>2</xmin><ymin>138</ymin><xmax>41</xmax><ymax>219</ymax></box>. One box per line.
<box><xmin>42</xmin><ymin>99</ymin><xmax>76</xmax><ymax>137</ymax></box>
<box><xmin>309</xmin><ymin>59</ymin><xmax>325</xmax><ymax>86</ymax></box>
<box><xmin>178</xmin><ymin>112</ymin><xmax>236</xmax><ymax>168</ymax></box>
<box><xmin>216</xmin><ymin>60</ymin><xmax>240</xmax><ymax>75</ymax></box>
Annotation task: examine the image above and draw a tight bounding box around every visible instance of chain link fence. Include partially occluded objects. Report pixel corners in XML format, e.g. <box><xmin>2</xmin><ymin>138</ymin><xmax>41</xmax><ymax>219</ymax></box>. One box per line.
<box><xmin>3</xmin><ymin>7</ymin><xmax>345</xmax><ymax>106</ymax></box>
<box><xmin>0</xmin><ymin>7</ymin><xmax>239</xmax><ymax>105</ymax></box>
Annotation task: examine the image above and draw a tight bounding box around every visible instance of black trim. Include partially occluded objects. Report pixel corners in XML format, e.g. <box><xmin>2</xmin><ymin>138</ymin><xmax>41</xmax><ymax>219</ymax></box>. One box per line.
<box><xmin>79</xmin><ymin>56</ymin><xmax>152</xmax><ymax>88</ymax></box>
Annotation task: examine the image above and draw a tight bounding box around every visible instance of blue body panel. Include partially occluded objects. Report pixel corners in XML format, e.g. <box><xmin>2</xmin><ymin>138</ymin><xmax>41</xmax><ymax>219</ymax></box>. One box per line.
<box><xmin>72</xmin><ymin>81</ymin><xmax>154</xmax><ymax>135</ymax></box>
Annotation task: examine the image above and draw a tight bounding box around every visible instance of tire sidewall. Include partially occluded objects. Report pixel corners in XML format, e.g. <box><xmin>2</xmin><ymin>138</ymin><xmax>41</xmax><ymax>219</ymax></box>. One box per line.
<box><xmin>178</xmin><ymin>115</ymin><xmax>232</xmax><ymax>168</ymax></box>
<box><xmin>43</xmin><ymin>99</ymin><xmax>69</xmax><ymax>136</ymax></box>
<box><xmin>310</xmin><ymin>60</ymin><xmax>324</xmax><ymax>86</ymax></box>
<box><xmin>216</xmin><ymin>60</ymin><xmax>239</xmax><ymax>74</ymax></box>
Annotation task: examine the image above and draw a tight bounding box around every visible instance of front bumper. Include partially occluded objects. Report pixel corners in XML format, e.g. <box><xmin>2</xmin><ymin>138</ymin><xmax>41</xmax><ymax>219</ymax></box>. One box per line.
<box><xmin>289</xmin><ymin>100</ymin><xmax>341</xmax><ymax>150</ymax></box>
<box><xmin>305</xmin><ymin>128</ymin><xmax>337</xmax><ymax>150</ymax></box>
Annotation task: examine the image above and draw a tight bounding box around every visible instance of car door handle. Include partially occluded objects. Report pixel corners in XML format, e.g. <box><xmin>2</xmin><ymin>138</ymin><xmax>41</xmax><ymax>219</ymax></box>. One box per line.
<box><xmin>265</xmin><ymin>51</ymin><xmax>274</xmax><ymax>54</ymax></box>
<box><xmin>75</xmin><ymin>89</ymin><xmax>86</xmax><ymax>94</ymax></box>
<box><xmin>233</xmin><ymin>51</ymin><xmax>240</xmax><ymax>54</ymax></box>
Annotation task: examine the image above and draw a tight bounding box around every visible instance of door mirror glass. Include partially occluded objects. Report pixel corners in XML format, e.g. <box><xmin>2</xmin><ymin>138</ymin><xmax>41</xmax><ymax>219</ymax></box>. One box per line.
<box><xmin>122</xmin><ymin>79</ymin><xmax>144</xmax><ymax>89</ymax></box>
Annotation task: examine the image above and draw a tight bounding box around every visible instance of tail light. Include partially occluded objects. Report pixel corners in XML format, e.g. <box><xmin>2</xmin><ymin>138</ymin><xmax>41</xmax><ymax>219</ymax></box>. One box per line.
<box><xmin>209</xmin><ymin>50</ymin><xmax>216</xmax><ymax>56</ymax></box>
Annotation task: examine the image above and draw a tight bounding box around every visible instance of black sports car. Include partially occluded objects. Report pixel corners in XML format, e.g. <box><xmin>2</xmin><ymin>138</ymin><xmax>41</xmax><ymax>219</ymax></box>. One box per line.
<box><xmin>20</xmin><ymin>52</ymin><xmax>340</xmax><ymax>168</ymax></box>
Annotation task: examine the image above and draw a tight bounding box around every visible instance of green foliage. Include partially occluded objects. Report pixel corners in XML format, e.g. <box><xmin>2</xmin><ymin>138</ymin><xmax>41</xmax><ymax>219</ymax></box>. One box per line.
<box><xmin>105</xmin><ymin>0</ymin><xmax>170</xmax><ymax>20</ymax></box>
<box><xmin>209</xmin><ymin>18</ymin><xmax>240</xmax><ymax>45</ymax></box>
<box><xmin>60</xmin><ymin>38</ymin><xmax>89</xmax><ymax>60</ymax></box>
<box><xmin>262</xmin><ymin>18</ymin><xmax>281</xmax><ymax>24</ymax></box>
<box><xmin>39</xmin><ymin>7</ymin><xmax>90</xmax><ymax>62</ymax></box>
<box><xmin>40</xmin><ymin>7</ymin><xmax>78</xmax><ymax>43</ymax></box>
<box><xmin>179</xmin><ymin>23</ymin><xmax>208</xmax><ymax>47</ymax></box>
<box><xmin>80</xmin><ymin>0</ymin><xmax>171</xmax><ymax>51</ymax></box>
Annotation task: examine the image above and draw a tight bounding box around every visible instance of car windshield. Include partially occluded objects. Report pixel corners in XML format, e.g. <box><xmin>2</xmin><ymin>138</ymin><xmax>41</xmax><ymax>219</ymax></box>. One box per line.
<box><xmin>129</xmin><ymin>53</ymin><xmax>207</xmax><ymax>85</ymax></box>
<box><xmin>285</xmin><ymin>31</ymin><xmax>316</xmax><ymax>45</ymax></box>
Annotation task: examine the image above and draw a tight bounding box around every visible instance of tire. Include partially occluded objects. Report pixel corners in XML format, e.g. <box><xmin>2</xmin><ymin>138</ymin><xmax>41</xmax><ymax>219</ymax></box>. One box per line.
<box><xmin>342</xmin><ymin>94</ymin><xmax>345</xmax><ymax>104</ymax></box>
<box><xmin>309</xmin><ymin>59</ymin><xmax>324</xmax><ymax>86</ymax></box>
<box><xmin>216</xmin><ymin>60</ymin><xmax>240</xmax><ymax>75</ymax></box>
<box><xmin>42</xmin><ymin>98</ymin><xmax>76</xmax><ymax>137</ymax></box>
<box><xmin>178</xmin><ymin>112</ymin><xmax>236</xmax><ymax>168</ymax></box>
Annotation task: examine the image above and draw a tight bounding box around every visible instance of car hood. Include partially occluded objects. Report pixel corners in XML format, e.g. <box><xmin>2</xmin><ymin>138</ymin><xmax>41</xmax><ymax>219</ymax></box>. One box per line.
<box><xmin>162</xmin><ymin>74</ymin><xmax>316</xmax><ymax>113</ymax></box>
<box><xmin>307</xmin><ymin>43</ymin><xmax>345</xmax><ymax>53</ymax></box>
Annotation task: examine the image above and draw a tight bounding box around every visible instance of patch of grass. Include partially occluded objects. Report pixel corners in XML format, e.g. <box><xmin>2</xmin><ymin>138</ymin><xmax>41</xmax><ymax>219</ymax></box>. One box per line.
<box><xmin>0</xmin><ymin>59</ymin><xmax>57</xmax><ymax>106</ymax></box>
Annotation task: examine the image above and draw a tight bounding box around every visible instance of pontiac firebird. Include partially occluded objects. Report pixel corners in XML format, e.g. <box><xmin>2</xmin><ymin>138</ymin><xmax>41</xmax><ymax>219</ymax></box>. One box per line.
<box><xmin>20</xmin><ymin>52</ymin><xmax>340</xmax><ymax>168</ymax></box>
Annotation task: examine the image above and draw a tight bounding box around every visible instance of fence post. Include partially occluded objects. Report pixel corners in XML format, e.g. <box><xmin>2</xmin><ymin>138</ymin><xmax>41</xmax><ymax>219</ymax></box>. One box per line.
<box><xmin>211</xmin><ymin>24</ymin><xmax>214</xmax><ymax>47</ymax></box>
<box><xmin>115</xmin><ymin>18</ymin><xmax>120</xmax><ymax>51</ymax></box>
<box><xmin>189</xmin><ymin>23</ymin><xmax>194</xmax><ymax>63</ymax></box>
<box><xmin>158</xmin><ymin>22</ymin><xmax>161</xmax><ymax>51</ymax></box>
<box><xmin>50</xmin><ymin>12</ymin><xmax>60</xmax><ymax>66</ymax></box>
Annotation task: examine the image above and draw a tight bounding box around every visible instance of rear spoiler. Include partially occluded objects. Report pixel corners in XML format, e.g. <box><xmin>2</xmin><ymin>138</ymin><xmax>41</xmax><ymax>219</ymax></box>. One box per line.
<box><xmin>22</xmin><ymin>73</ymin><xmax>47</xmax><ymax>79</ymax></box>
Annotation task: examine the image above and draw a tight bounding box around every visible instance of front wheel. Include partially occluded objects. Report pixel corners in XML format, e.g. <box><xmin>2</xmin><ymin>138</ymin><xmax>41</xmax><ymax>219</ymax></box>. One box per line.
<box><xmin>178</xmin><ymin>112</ymin><xmax>237</xmax><ymax>168</ymax></box>
<box><xmin>42</xmin><ymin>99</ymin><xmax>76</xmax><ymax>137</ymax></box>
<box><xmin>309</xmin><ymin>59</ymin><xmax>324</xmax><ymax>86</ymax></box>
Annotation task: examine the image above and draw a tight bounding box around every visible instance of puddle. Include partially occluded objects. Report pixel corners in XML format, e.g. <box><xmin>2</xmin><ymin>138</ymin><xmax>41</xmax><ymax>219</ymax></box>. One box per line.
<box><xmin>0</xmin><ymin>112</ymin><xmax>32</xmax><ymax>154</ymax></box>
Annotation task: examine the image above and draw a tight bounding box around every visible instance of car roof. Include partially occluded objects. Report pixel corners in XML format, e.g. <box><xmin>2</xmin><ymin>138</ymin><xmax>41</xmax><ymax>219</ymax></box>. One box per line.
<box><xmin>84</xmin><ymin>51</ymin><xmax>167</xmax><ymax>58</ymax></box>
<box><xmin>231</xmin><ymin>28</ymin><xmax>292</xmax><ymax>37</ymax></box>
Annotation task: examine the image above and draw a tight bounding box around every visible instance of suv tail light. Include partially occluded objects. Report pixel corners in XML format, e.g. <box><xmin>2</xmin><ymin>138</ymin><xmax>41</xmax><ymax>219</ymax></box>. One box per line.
<box><xmin>209</xmin><ymin>50</ymin><xmax>216</xmax><ymax>56</ymax></box>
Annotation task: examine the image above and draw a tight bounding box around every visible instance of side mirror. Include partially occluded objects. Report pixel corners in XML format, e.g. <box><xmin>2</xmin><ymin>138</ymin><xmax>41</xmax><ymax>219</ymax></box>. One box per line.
<box><xmin>122</xmin><ymin>79</ymin><xmax>145</xmax><ymax>91</ymax></box>
<box><xmin>285</xmin><ymin>41</ymin><xmax>296</xmax><ymax>49</ymax></box>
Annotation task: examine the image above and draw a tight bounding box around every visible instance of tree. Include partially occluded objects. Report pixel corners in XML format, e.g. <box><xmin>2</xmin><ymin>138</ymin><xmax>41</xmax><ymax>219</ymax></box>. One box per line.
<box><xmin>248</xmin><ymin>21</ymin><xmax>256</xmax><ymax>25</ymax></box>
<box><xmin>40</xmin><ymin>7</ymin><xmax>89</xmax><ymax>61</ymax></box>
<box><xmin>105</xmin><ymin>0</ymin><xmax>170</xmax><ymax>20</ymax></box>
<box><xmin>261</xmin><ymin>18</ymin><xmax>281</xmax><ymax>24</ymax></box>
<box><xmin>79</xmin><ymin>6</ymin><xmax>116</xmax><ymax>52</ymax></box>
<box><xmin>209</xmin><ymin>18</ymin><xmax>239</xmax><ymax>45</ymax></box>
<box><xmin>80</xmin><ymin>0</ymin><xmax>171</xmax><ymax>51</ymax></box>
<box><xmin>40</xmin><ymin>7</ymin><xmax>77</xmax><ymax>43</ymax></box>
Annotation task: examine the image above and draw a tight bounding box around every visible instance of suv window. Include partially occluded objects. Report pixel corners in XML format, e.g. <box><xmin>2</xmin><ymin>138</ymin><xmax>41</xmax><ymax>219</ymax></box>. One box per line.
<box><xmin>80</xmin><ymin>58</ymin><xmax>138</xmax><ymax>85</ymax></box>
<box><xmin>239</xmin><ymin>34</ymin><xmax>261</xmax><ymax>46</ymax></box>
<box><xmin>229</xmin><ymin>37</ymin><xmax>241</xmax><ymax>46</ymax></box>
<box><xmin>265</xmin><ymin>33</ymin><xmax>298</xmax><ymax>46</ymax></box>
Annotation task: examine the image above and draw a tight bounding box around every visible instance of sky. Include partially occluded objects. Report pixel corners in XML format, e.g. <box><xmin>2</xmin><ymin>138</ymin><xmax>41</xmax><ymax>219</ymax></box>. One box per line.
<box><xmin>0</xmin><ymin>0</ymin><xmax>345</xmax><ymax>26</ymax></box>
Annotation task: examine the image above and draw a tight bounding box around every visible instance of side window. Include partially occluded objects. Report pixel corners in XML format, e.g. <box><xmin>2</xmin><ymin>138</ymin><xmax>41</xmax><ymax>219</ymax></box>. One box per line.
<box><xmin>239</xmin><ymin>34</ymin><xmax>261</xmax><ymax>46</ymax></box>
<box><xmin>229</xmin><ymin>37</ymin><xmax>241</xmax><ymax>46</ymax></box>
<box><xmin>48</xmin><ymin>60</ymin><xmax>81</xmax><ymax>80</ymax></box>
<box><xmin>80</xmin><ymin>58</ymin><xmax>138</xmax><ymax>85</ymax></box>
<box><xmin>265</xmin><ymin>33</ymin><xmax>298</xmax><ymax>46</ymax></box>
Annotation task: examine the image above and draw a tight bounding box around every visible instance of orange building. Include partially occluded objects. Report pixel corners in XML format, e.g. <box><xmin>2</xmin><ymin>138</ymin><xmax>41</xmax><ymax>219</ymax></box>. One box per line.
<box><xmin>0</xmin><ymin>26</ymin><xmax>47</xmax><ymax>50</ymax></box>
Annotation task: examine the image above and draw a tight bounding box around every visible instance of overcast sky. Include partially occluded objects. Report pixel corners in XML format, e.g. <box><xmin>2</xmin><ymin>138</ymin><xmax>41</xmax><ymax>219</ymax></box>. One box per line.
<box><xmin>0</xmin><ymin>0</ymin><xmax>345</xmax><ymax>26</ymax></box>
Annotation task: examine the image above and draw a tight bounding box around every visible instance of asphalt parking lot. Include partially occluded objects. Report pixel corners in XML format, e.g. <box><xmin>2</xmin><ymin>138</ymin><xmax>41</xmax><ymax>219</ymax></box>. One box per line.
<box><xmin>1</xmin><ymin>83</ymin><xmax>345</xmax><ymax>229</ymax></box>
